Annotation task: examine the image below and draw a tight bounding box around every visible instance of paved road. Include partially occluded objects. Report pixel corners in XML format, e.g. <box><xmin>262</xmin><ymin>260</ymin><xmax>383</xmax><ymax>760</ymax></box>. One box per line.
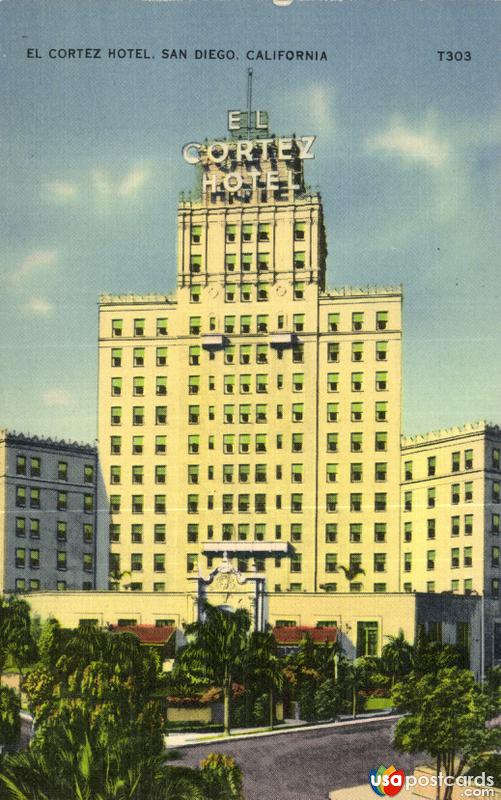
<box><xmin>168</xmin><ymin>719</ymin><xmax>423</xmax><ymax>800</ymax></box>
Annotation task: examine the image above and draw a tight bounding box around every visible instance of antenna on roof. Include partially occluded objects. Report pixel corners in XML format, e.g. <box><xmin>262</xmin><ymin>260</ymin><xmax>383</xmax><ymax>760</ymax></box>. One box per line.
<box><xmin>246</xmin><ymin>68</ymin><xmax>253</xmax><ymax>136</ymax></box>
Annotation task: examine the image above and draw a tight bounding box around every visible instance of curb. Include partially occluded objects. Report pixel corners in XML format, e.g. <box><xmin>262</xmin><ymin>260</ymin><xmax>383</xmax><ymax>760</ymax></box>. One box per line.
<box><xmin>165</xmin><ymin>712</ymin><xmax>401</xmax><ymax>749</ymax></box>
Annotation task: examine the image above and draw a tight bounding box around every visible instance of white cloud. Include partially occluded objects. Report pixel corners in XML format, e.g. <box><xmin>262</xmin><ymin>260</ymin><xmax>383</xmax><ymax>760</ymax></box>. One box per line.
<box><xmin>22</xmin><ymin>297</ymin><xmax>53</xmax><ymax>316</ymax></box>
<box><xmin>12</xmin><ymin>249</ymin><xmax>58</xmax><ymax>282</ymax></box>
<box><xmin>118</xmin><ymin>166</ymin><xmax>150</xmax><ymax>197</ymax></box>
<box><xmin>367</xmin><ymin>115</ymin><xmax>450</xmax><ymax>169</ymax></box>
<box><xmin>42</xmin><ymin>389</ymin><xmax>73</xmax><ymax>407</ymax></box>
<box><xmin>47</xmin><ymin>181</ymin><xmax>78</xmax><ymax>201</ymax></box>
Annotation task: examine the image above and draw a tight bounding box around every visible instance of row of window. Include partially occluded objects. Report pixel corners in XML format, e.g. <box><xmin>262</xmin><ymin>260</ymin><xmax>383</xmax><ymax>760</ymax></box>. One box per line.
<box><xmin>15</xmin><ymin>518</ymin><xmax>94</xmax><ymax>542</ymax></box>
<box><xmin>405</xmin><ymin>449</ymin><xmax>501</xmax><ymax>477</ymax></box>
<box><xmin>108</xmin><ymin>492</ymin><xmax>391</xmax><ymax>515</ymax></box>
<box><xmin>404</xmin><ymin>483</ymin><xmax>477</xmax><ymax>509</ymax></box>
<box><xmin>187</xmin><ymin>372</ymin><xmax>389</xmax><ymax>394</ymax></box>
<box><xmin>405</xmin><ymin>580</ymin><xmax>500</xmax><ymax>599</ymax></box>
<box><xmin>15</xmin><ymin>456</ymin><xmax>94</xmax><ymax>483</ymax></box>
<box><xmin>189</xmin><ymin>252</ymin><xmax>308</xmax><ymax>274</ymax></box>
<box><xmin>15</xmin><ymin>487</ymin><xmax>94</xmax><ymax>512</ymax></box>
<box><xmin>108</xmin><ymin>521</ymin><xmax>387</xmax><ymax>544</ymax></box>
<box><xmin>111</xmin><ymin>406</ymin><xmax>167</xmax><ymax>426</ymax></box>
<box><xmin>186</xmin><ymin>432</ymin><xmax>389</xmax><ymax>454</ymax></box>
<box><xmin>15</xmin><ymin>548</ymin><xmax>94</xmax><ymax>571</ymax></box>
<box><xmin>403</xmin><ymin>548</ymin><xmax>473</xmax><ymax>571</ymax></box>
<box><xmin>194</xmin><ymin>220</ymin><xmax>304</xmax><ymax>245</ymax></box>
<box><xmin>15</xmin><ymin>579</ymin><xmax>94</xmax><ymax>592</ymax></box>
<box><xmin>110</xmin><ymin>310</ymin><xmax>390</xmax><ymax>338</ymax></box>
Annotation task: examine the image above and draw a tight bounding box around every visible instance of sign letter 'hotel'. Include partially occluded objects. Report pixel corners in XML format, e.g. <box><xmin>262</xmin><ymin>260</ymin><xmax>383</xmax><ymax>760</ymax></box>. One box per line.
<box><xmin>98</xmin><ymin>108</ymin><xmax>403</xmax><ymax>597</ymax></box>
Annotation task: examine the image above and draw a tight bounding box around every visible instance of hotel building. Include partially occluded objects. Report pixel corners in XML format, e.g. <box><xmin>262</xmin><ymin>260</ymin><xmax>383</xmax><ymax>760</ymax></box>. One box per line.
<box><xmin>97</xmin><ymin>109</ymin><xmax>403</xmax><ymax>597</ymax></box>
<box><xmin>0</xmin><ymin>430</ymin><xmax>98</xmax><ymax>593</ymax></box>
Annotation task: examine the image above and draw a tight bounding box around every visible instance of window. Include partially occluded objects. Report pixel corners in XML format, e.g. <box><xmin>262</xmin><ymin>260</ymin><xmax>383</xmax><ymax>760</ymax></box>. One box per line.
<box><xmin>376</xmin><ymin>311</ymin><xmax>388</xmax><ymax>330</ymax></box>
<box><xmin>187</xmin><ymin>494</ymin><xmax>198</xmax><ymax>514</ymax></box>
<box><xmin>256</xmin><ymin>463</ymin><xmax>267</xmax><ymax>483</ymax></box>
<box><xmin>292</xmin><ymin>433</ymin><xmax>303</xmax><ymax>452</ymax></box>
<box><xmin>189</xmin><ymin>345</ymin><xmax>201</xmax><ymax>366</ymax></box>
<box><xmin>255</xmin><ymin>434</ymin><xmax>266</xmax><ymax>453</ymax></box>
<box><xmin>109</xmin><ymin>523</ymin><xmax>120</xmax><ymax>542</ymax></box>
<box><xmin>16</xmin><ymin>517</ymin><xmax>26</xmax><ymax>537</ymax></box>
<box><xmin>404</xmin><ymin>521</ymin><xmax>412</xmax><ymax>542</ymax></box>
<box><xmin>464</xmin><ymin>449</ymin><xmax>473</xmax><ymax>470</ymax></box>
<box><xmin>492</xmin><ymin>514</ymin><xmax>500</xmax><ymax>534</ymax></box>
<box><xmin>110</xmin><ymin>465</ymin><xmax>121</xmax><ymax>484</ymax></box>
<box><xmin>351</xmin><ymin>372</ymin><xmax>363</xmax><ymax>391</ymax></box>
<box><xmin>293</xmin><ymin>282</ymin><xmax>304</xmax><ymax>300</ymax></box>
<box><xmin>427</xmin><ymin>519</ymin><xmax>436</xmax><ymax>539</ymax></box>
<box><xmin>16</xmin><ymin>455</ymin><xmax>26</xmax><ymax>475</ymax></box>
<box><xmin>112</xmin><ymin>319</ymin><xmax>123</xmax><ymax>337</ymax></box>
<box><xmin>131</xmin><ymin>553</ymin><xmax>143</xmax><ymax>572</ymax></box>
<box><xmin>375</xmin><ymin>402</ymin><xmax>388</xmax><ymax>422</ymax></box>
<box><xmin>291</xmin><ymin>493</ymin><xmax>303</xmax><ymax>513</ymax></box>
<box><xmin>492</xmin><ymin>546</ymin><xmax>500</xmax><ymax>568</ymax></box>
<box><xmin>132</xmin><ymin>406</ymin><xmax>144</xmax><ymax>425</ymax></box>
<box><xmin>189</xmin><ymin>316</ymin><xmax>201</xmax><ymax>335</ymax></box>
<box><xmin>464</xmin><ymin>579</ymin><xmax>473</xmax><ymax>595</ymax></box>
<box><xmin>290</xmin><ymin>553</ymin><xmax>302</xmax><ymax>573</ymax></box>
<box><xmin>404</xmin><ymin>491</ymin><xmax>412</xmax><ymax>511</ymax></box>
<box><xmin>189</xmin><ymin>405</ymin><xmax>200</xmax><ymax>424</ymax></box>
<box><xmin>156</xmin><ymin>347</ymin><xmax>168</xmax><ymax>366</ymax></box>
<box><xmin>56</xmin><ymin>491</ymin><xmax>66</xmax><ymax>511</ymax></box>
<box><xmin>133</xmin><ymin>348</ymin><xmax>145</xmax><ymax>367</ymax></box>
<box><xmin>451</xmin><ymin>451</ymin><xmax>460</xmax><ymax>472</ymax></box>
<box><xmin>464</xmin><ymin>482</ymin><xmax>473</xmax><ymax>502</ymax></box>
<box><xmin>258</xmin><ymin>222</ymin><xmax>270</xmax><ymax>241</ymax></box>
<box><xmin>428</xmin><ymin>456</ymin><xmax>436</xmax><ymax>477</ymax></box>
<box><xmin>404</xmin><ymin>552</ymin><xmax>412</xmax><ymax>572</ymax></box>
<box><xmin>187</xmin><ymin>524</ymin><xmax>198</xmax><ymax>543</ymax></box>
<box><xmin>404</xmin><ymin>461</ymin><xmax>413</xmax><ymax>481</ymax></box>
<box><xmin>240</xmin><ymin>315</ymin><xmax>251</xmax><ymax>334</ymax></box>
<box><xmin>15</xmin><ymin>578</ymin><xmax>25</xmax><ymax>592</ymax></box>
<box><xmin>111</xmin><ymin>348</ymin><xmax>122</xmax><ymax>367</ymax></box>
<box><xmin>133</xmin><ymin>318</ymin><xmax>145</xmax><ymax>337</ymax></box>
<box><xmin>328</xmin><ymin>313</ymin><xmax>339</xmax><ymax>332</ymax></box>
<box><xmin>351</xmin><ymin>432</ymin><xmax>363</xmax><ymax>452</ymax></box>
<box><xmin>374</xmin><ymin>553</ymin><xmax>386</xmax><ymax>573</ymax></box>
<box><xmin>154</xmin><ymin>554</ymin><xmax>165</xmax><ymax>573</ymax></box>
<box><xmin>239</xmin><ymin>374</ymin><xmax>250</xmax><ymax>394</ymax></box>
<box><xmin>326</xmin><ymin>463</ymin><xmax>338</xmax><ymax>483</ymax></box>
<box><xmin>351</xmin><ymin>462</ymin><xmax>362</xmax><ymax>482</ymax></box>
<box><xmin>132</xmin><ymin>495</ymin><xmax>144</xmax><ymax>514</ymax></box>
<box><xmin>155</xmin><ymin>406</ymin><xmax>167</xmax><ymax>424</ymax></box>
<box><xmin>242</xmin><ymin>253</ymin><xmax>252</xmax><ymax>272</ymax></box>
<box><xmin>187</xmin><ymin>554</ymin><xmax>198</xmax><ymax>573</ymax></box>
<box><xmin>226</xmin><ymin>223</ymin><xmax>236</xmax><ymax>243</ymax></box>
<box><xmin>451</xmin><ymin>515</ymin><xmax>460</xmax><ymax>536</ymax></box>
<box><xmin>350</xmin><ymin>493</ymin><xmax>362</xmax><ymax>512</ymax></box>
<box><xmin>351</xmin><ymin>402</ymin><xmax>363</xmax><ymax>422</ymax></box>
<box><xmin>328</xmin><ymin>342</ymin><xmax>339</xmax><ymax>362</ymax></box>
<box><xmin>350</xmin><ymin>523</ymin><xmax>362</xmax><ymax>543</ymax></box>
<box><xmin>29</xmin><ymin>520</ymin><xmax>39</xmax><ymax>539</ymax></box>
<box><xmin>374</xmin><ymin>523</ymin><xmax>386</xmax><ymax>543</ymax></box>
<box><xmin>427</xmin><ymin>487</ymin><xmax>436</xmax><ymax>508</ymax></box>
<box><xmin>464</xmin><ymin>514</ymin><xmax>473</xmax><ymax>535</ymax></box>
<box><xmin>292</xmin><ymin>403</ymin><xmax>304</xmax><ymax>422</ymax></box>
<box><xmin>326</xmin><ymin>493</ymin><xmax>338</xmax><ymax>512</ymax></box>
<box><xmin>191</xmin><ymin>224</ymin><xmax>201</xmax><ymax>243</ymax></box>
<box><xmin>374</xmin><ymin>493</ymin><xmax>387</xmax><ymax>511</ymax></box>
<box><xmin>325</xmin><ymin>554</ymin><xmax>338</xmax><ymax>573</ymax></box>
<box><xmin>352</xmin><ymin>312</ymin><xmax>364</xmax><ymax>332</ymax></box>
<box><xmin>493</xmin><ymin>449</ymin><xmax>500</xmax><ymax>469</ymax></box>
<box><xmin>352</xmin><ymin>342</ymin><xmax>363</xmax><ymax>362</ymax></box>
<box><xmin>83</xmin><ymin>553</ymin><xmax>93</xmax><ymax>573</ymax></box>
<box><xmin>110</xmin><ymin>495</ymin><xmax>121</xmax><ymax>513</ymax></box>
<box><xmin>451</xmin><ymin>483</ymin><xmax>460</xmax><ymax>504</ymax></box>
<box><xmin>375</xmin><ymin>371</ymin><xmax>387</xmax><ymax>391</ymax></box>
<box><xmin>156</xmin><ymin>318</ymin><xmax>168</xmax><ymax>336</ymax></box>
<box><xmin>30</xmin><ymin>457</ymin><xmax>41</xmax><ymax>477</ymax></box>
<box><xmin>327</xmin><ymin>372</ymin><xmax>339</xmax><ymax>392</ymax></box>
<box><xmin>188</xmin><ymin>375</ymin><xmax>200</xmax><ymax>395</ymax></box>
<box><xmin>294</xmin><ymin>221</ymin><xmax>305</xmax><ymax>241</ymax></box>
<box><xmin>375</xmin><ymin>462</ymin><xmax>387</xmax><ymax>482</ymax></box>
<box><xmin>451</xmin><ymin>547</ymin><xmax>460</xmax><ymax>568</ymax></box>
<box><xmin>375</xmin><ymin>432</ymin><xmax>387</xmax><ymax>451</ymax></box>
<box><xmin>256</xmin><ymin>374</ymin><xmax>268</xmax><ymax>393</ymax></box>
<box><xmin>242</xmin><ymin>223</ymin><xmax>253</xmax><ymax>242</ymax></box>
<box><xmin>492</xmin><ymin>580</ymin><xmax>500</xmax><ymax>599</ymax></box>
<box><xmin>57</xmin><ymin>551</ymin><xmax>66</xmax><ymax>570</ymax></box>
<box><xmin>292</xmin><ymin>343</ymin><xmax>304</xmax><ymax>363</ymax></box>
<box><xmin>376</xmin><ymin>341</ymin><xmax>388</xmax><ymax>361</ymax></box>
<box><xmin>16</xmin><ymin>486</ymin><xmax>26</xmax><ymax>508</ymax></box>
<box><xmin>223</xmin><ymin>434</ymin><xmax>235</xmax><ymax>454</ymax></box>
<box><xmin>255</xmin><ymin>494</ymin><xmax>266</xmax><ymax>513</ymax></box>
<box><xmin>493</xmin><ymin>482</ymin><xmax>500</xmax><ymax>503</ymax></box>
<box><xmin>15</xmin><ymin>547</ymin><xmax>26</xmax><ymax>568</ymax></box>
<box><xmin>225</xmin><ymin>284</ymin><xmax>236</xmax><ymax>302</ymax></box>
<box><xmin>155</xmin><ymin>436</ymin><xmax>167</xmax><ymax>455</ymax></box>
<box><xmin>83</xmin><ymin>523</ymin><xmax>93</xmax><ymax>543</ymax></box>
<box><xmin>427</xmin><ymin>550</ymin><xmax>436</xmax><ymax>570</ymax></box>
<box><xmin>290</xmin><ymin>523</ymin><xmax>302</xmax><ymax>542</ymax></box>
<box><xmin>327</xmin><ymin>433</ymin><xmax>338</xmax><ymax>453</ymax></box>
<box><xmin>356</xmin><ymin>621</ymin><xmax>378</xmax><ymax>657</ymax></box>
<box><xmin>130</xmin><ymin>436</ymin><xmax>144</xmax><ymax>455</ymax></box>
<box><xmin>327</xmin><ymin>403</ymin><xmax>338</xmax><ymax>422</ymax></box>
<box><xmin>464</xmin><ymin>546</ymin><xmax>472</xmax><ymax>567</ymax></box>
<box><xmin>325</xmin><ymin>523</ymin><xmax>337</xmax><ymax>542</ymax></box>
<box><xmin>257</xmin><ymin>315</ymin><xmax>268</xmax><ymax>333</ymax></box>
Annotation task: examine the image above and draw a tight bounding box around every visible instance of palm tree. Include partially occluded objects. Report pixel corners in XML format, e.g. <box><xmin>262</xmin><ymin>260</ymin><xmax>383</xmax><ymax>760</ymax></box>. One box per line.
<box><xmin>181</xmin><ymin>603</ymin><xmax>250</xmax><ymax>735</ymax></box>
<box><xmin>381</xmin><ymin>629</ymin><xmax>413</xmax><ymax>687</ymax></box>
<box><xmin>337</xmin><ymin>564</ymin><xmax>366</xmax><ymax>582</ymax></box>
<box><xmin>244</xmin><ymin>630</ymin><xmax>283</xmax><ymax>729</ymax></box>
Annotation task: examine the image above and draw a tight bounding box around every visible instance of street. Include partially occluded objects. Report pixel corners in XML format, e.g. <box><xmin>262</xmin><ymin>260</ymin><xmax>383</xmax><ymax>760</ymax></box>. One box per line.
<box><xmin>168</xmin><ymin>719</ymin><xmax>424</xmax><ymax>800</ymax></box>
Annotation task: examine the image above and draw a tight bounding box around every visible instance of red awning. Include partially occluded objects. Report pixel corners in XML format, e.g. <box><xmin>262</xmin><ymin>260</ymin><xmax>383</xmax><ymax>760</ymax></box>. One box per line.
<box><xmin>110</xmin><ymin>624</ymin><xmax>176</xmax><ymax>645</ymax></box>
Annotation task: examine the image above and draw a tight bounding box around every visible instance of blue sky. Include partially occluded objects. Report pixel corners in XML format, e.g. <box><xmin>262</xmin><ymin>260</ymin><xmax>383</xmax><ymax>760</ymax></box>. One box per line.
<box><xmin>0</xmin><ymin>0</ymin><xmax>500</xmax><ymax>442</ymax></box>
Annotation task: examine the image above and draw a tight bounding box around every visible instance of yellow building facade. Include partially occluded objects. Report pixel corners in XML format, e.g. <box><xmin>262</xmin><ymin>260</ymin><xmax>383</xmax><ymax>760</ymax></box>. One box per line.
<box><xmin>97</xmin><ymin>109</ymin><xmax>403</xmax><ymax>598</ymax></box>
<box><xmin>401</xmin><ymin>422</ymin><xmax>501</xmax><ymax>598</ymax></box>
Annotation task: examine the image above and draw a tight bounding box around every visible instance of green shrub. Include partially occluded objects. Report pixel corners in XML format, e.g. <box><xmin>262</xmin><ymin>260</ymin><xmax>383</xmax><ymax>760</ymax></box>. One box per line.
<box><xmin>200</xmin><ymin>752</ymin><xmax>244</xmax><ymax>800</ymax></box>
<box><xmin>0</xmin><ymin>686</ymin><xmax>20</xmax><ymax>746</ymax></box>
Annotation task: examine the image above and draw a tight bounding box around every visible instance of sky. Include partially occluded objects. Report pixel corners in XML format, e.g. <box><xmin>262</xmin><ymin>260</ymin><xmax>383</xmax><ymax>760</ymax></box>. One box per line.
<box><xmin>0</xmin><ymin>0</ymin><xmax>500</xmax><ymax>443</ymax></box>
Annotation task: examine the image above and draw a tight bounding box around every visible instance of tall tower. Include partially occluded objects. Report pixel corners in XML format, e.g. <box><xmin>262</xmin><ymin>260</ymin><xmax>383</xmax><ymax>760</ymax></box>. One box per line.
<box><xmin>98</xmin><ymin>106</ymin><xmax>402</xmax><ymax>598</ymax></box>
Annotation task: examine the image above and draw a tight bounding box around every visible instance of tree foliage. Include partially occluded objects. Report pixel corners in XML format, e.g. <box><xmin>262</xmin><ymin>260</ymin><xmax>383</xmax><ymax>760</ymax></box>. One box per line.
<box><xmin>392</xmin><ymin>667</ymin><xmax>501</xmax><ymax>800</ymax></box>
<box><xmin>0</xmin><ymin>687</ymin><xmax>20</xmax><ymax>746</ymax></box>
<box><xmin>0</xmin><ymin>596</ymin><xmax>37</xmax><ymax>675</ymax></box>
